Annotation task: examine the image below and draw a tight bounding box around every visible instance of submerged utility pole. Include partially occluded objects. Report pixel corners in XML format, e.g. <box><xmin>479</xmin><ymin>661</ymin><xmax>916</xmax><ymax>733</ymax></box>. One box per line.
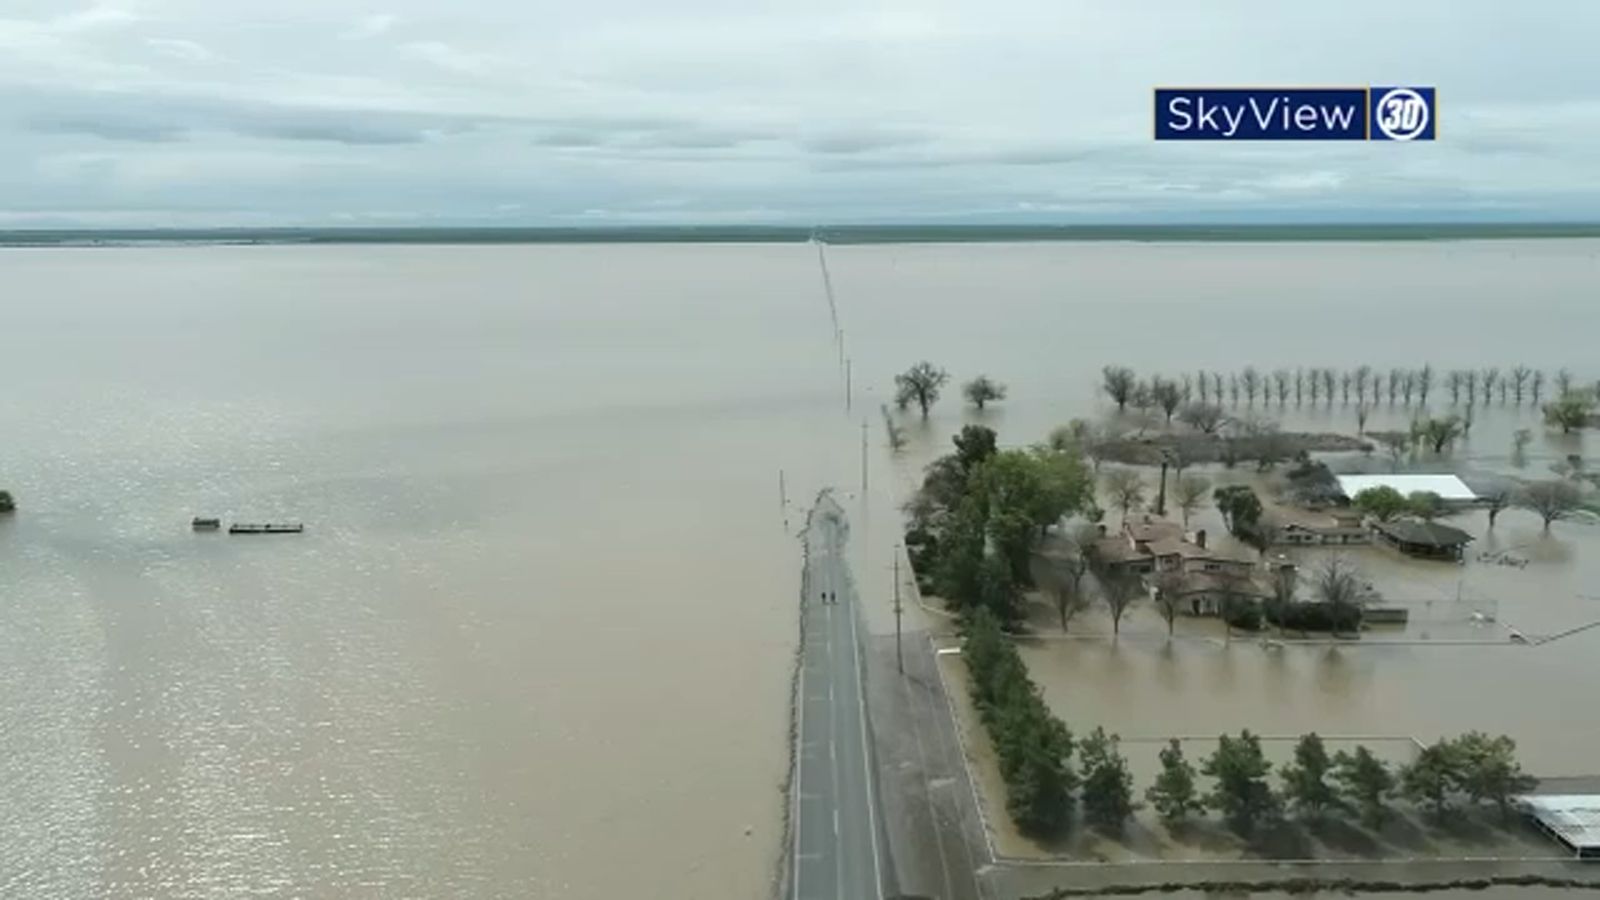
<box><xmin>893</xmin><ymin>546</ymin><xmax>903</xmax><ymax>673</ymax></box>
<box><xmin>860</xmin><ymin>420</ymin><xmax>868</xmax><ymax>495</ymax></box>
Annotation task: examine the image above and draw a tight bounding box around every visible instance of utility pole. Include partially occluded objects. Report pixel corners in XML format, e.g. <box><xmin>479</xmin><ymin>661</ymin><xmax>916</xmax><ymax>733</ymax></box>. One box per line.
<box><xmin>845</xmin><ymin>358</ymin><xmax>852</xmax><ymax>413</ymax></box>
<box><xmin>893</xmin><ymin>546</ymin><xmax>903</xmax><ymax>673</ymax></box>
<box><xmin>860</xmin><ymin>420</ymin><xmax>868</xmax><ymax>495</ymax></box>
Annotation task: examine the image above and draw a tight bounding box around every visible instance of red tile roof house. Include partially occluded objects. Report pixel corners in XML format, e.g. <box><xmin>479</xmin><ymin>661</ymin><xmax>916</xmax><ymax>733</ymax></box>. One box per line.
<box><xmin>1091</xmin><ymin>516</ymin><xmax>1279</xmax><ymax>616</ymax></box>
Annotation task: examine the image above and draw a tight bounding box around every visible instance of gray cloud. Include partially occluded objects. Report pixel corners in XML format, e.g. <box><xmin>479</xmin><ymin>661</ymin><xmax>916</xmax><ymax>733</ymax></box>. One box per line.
<box><xmin>2</xmin><ymin>1</ymin><xmax>1599</xmax><ymax>225</ymax></box>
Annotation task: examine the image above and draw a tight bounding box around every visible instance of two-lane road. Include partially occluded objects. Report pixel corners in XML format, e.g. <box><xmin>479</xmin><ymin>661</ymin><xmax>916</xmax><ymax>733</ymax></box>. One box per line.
<box><xmin>792</xmin><ymin>493</ymin><xmax>885</xmax><ymax>900</ymax></box>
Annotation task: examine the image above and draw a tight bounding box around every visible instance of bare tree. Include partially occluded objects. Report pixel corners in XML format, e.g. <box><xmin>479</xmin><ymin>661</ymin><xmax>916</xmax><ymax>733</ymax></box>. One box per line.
<box><xmin>1178</xmin><ymin>402</ymin><xmax>1226</xmax><ymax>434</ymax></box>
<box><xmin>1484</xmin><ymin>490</ymin><xmax>1512</xmax><ymax>529</ymax></box>
<box><xmin>1228</xmin><ymin>373</ymin><xmax>1240</xmax><ymax>406</ymax></box>
<box><xmin>1339</xmin><ymin>371</ymin><xmax>1352</xmax><ymax>405</ymax></box>
<box><xmin>1321</xmin><ymin>368</ymin><xmax>1336</xmax><ymax>405</ymax></box>
<box><xmin>1416</xmin><ymin>364</ymin><xmax>1434</xmax><ymax>406</ymax></box>
<box><xmin>1102</xmin><ymin>365</ymin><xmax>1138</xmax><ymax>412</ymax></box>
<box><xmin>1210</xmin><ymin>372</ymin><xmax>1223</xmax><ymax>405</ymax></box>
<box><xmin>1181</xmin><ymin>373</ymin><xmax>1194</xmax><ymax>404</ymax></box>
<box><xmin>1294</xmin><ymin>368</ymin><xmax>1305</xmax><ymax>406</ymax></box>
<box><xmin>1556</xmin><ymin>368</ymin><xmax>1574</xmax><ymax>396</ymax></box>
<box><xmin>1099</xmin><ymin>568</ymin><xmax>1144</xmax><ymax>638</ymax></box>
<box><xmin>1044</xmin><ymin>525</ymin><xmax>1099</xmax><ymax>632</ymax></box>
<box><xmin>1197</xmin><ymin>369</ymin><xmax>1210</xmax><ymax>404</ymax></box>
<box><xmin>1374</xmin><ymin>432</ymin><xmax>1409</xmax><ymax>471</ymax></box>
<box><xmin>1155</xmin><ymin>571</ymin><xmax>1186</xmax><ymax>637</ymax></box>
<box><xmin>1512</xmin><ymin>428</ymin><xmax>1533</xmax><ymax>468</ymax></box>
<box><xmin>1447</xmin><ymin>370</ymin><xmax>1464</xmax><ymax>405</ymax></box>
<box><xmin>1102</xmin><ymin>468</ymin><xmax>1146</xmax><ymax>524</ymax></box>
<box><xmin>1272</xmin><ymin>369</ymin><xmax>1291</xmax><ymax>406</ymax></box>
<box><xmin>1511</xmin><ymin>365</ymin><xmax>1532</xmax><ymax>405</ymax></box>
<box><xmin>1371</xmin><ymin>370</ymin><xmax>1386</xmax><ymax>405</ymax></box>
<box><xmin>1481</xmin><ymin>367</ymin><xmax>1500</xmax><ymax>405</ymax></box>
<box><xmin>1151</xmin><ymin>377</ymin><xmax>1183</xmax><ymax>425</ymax></box>
<box><xmin>1241</xmin><ymin>367</ymin><xmax>1261</xmax><ymax>406</ymax></box>
<box><xmin>1310</xmin><ymin>555</ymin><xmax>1368</xmax><ymax>608</ymax></box>
<box><xmin>1390</xmin><ymin>368</ymin><xmax>1406</xmax><ymax>404</ymax></box>
<box><xmin>1132</xmin><ymin>380</ymin><xmax>1157</xmax><ymax>416</ymax></box>
<box><xmin>1173</xmin><ymin>473</ymin><xmax>1211</xmax><ymax>527</ymax></box>
<box><xmin>1356</xmin><ymin>404</ymin><xmax>1370</xmax><ymax>435</ymax></box>
<box><xmin>1354</xmin><ymin>366</ymin><xmax>1372</xmax><ymax>405</ymax></box>
<box><xmin>1519</xmin><ymin>480</ymin><xmax>1581</xmax><ymax>530</ymax></box>
<box><xmin>1308</xmin><ymin>369</ymin><xmax>1321</xmax><ymax>404</ymax></box>
<box><xmin>1532</xmin><ymin>370</ymin><xmax>1546</xmax><ymax>404</ymax></box>
<box><xmin>1465</xmin><ymin>369</ymin><xmax>1478</xmax><ymax>406</ymax></box>
<box><xmin>882</xmin><ymin>405</ymin><xmax>907</xmax><ymax>452</ymax></box>
<box><xmin>895</xmin><ymin>361</ymin><xmax>950</xmax><ymax>417</ymax></box>
<box><xmin>963</xmin><ymin>375</ymin><xmax>1008</xmax><ymax>410</ymax></box>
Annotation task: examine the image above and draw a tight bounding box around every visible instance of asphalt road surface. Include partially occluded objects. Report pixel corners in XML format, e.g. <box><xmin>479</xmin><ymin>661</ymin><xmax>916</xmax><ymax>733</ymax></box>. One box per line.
<box><xmin>792</xmin><ymin>493</ymin><xmax>885</xmax><ymax>900</ymax></box>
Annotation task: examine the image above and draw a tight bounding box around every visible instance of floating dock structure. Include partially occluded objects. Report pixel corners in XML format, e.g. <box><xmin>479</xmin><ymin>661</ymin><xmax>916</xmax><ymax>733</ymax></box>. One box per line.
<box><xmin>228</xmin><ymin>523</ymin><xmax>304</xmax><ymax>534</ymax></box>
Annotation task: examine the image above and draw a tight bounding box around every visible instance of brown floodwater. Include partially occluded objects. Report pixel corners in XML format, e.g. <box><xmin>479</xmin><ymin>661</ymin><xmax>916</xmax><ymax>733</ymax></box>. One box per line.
<box><xmin>1</xmin><ymin>239</ymin><xmax>1595</xmax><ymax>896</ymax></box>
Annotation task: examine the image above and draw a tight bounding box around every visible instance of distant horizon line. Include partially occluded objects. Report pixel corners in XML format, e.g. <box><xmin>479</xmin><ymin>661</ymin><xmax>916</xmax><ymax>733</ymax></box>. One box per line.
<box><xmin>6</xmin><ymin>221</ymin><xmax>1600</xmax><ymax>246</ymax></box>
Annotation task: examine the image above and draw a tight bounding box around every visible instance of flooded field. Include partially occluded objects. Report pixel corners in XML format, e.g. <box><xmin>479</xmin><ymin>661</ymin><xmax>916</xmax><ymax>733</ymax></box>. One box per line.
<box><xmin>2</xmin><ymin>238</ymin><xmax>1596</xmax><ymax>896</ymax></box>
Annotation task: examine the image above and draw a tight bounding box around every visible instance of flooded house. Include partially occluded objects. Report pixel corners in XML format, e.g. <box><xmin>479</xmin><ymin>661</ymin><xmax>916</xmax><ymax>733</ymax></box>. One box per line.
<box><xmin>1372</xmin><ymin>519</ymin><xmax>1474</xmax><ymax>560</ymax></box>
<box><xmin>1093</xmin><ymin>516</ymin><xmax>1278</xmax><ymax>615</ymax></box>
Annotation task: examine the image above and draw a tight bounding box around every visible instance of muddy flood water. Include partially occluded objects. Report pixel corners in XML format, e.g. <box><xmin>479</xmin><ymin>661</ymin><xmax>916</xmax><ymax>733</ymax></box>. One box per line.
<box><xmin>2</xmin><ymin>239</ymin><xmax>1597</xmax><ymax>897</ymax></box>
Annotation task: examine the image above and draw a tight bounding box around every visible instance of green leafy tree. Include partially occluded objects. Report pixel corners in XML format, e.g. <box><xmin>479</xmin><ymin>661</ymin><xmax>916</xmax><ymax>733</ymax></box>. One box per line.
<box><xmin>1213</xmin><ymin>484</ymin><xmax>1263</xmax><ymax>534</ymax></box>
<box><xmin>962</xmin><ymin>609</ymin><xmax>1079</xmax><ymax>836</ymax></box>
<box><xmin>952</xmin><ymin>424</ymin><xmax>998</xmax><ymax>474</ymax></box>
<box><xmin>1452</xmin><ymin>732</ymin><xmax>1537</xmax><ymax>821</ymax></box>
<box><xmin>1080</xmin><ymin>727</ymin><xmax>1138</xmax><ymax>833</ymax></box>
<box><xmin>1400</xmin><ymin>740</ymin><xmax>1465</xmax><ymax>819</ymax></box>
<box><xmin>1333</xmin><ymin>746</ymin><xmax>1397</xmax><ymax>829</ymax></box>
<box><xmin>1543</xmin><ymin>390</ymin><xmax>1596</xmax><ymax>434</ymax></box>
<box><xmin>932</xmin><ymin>499</ymin><xmax>986</xmax><ymax>605</ymax></box>
<box><xmin>1407</xmin><ymin>490</ymin><xmax>1447</xmax><ymax>522</ymax></box>
<box><xmin>1280</xmin><ymin>733</ymin><xmax>1339</xmax><ymax>819</ymax></box>
<box><xmin>963</xmin><ymin>375</ymin><xmax>1008</xmax><ymax>410</ymax></box>
<box><xmin>976</xmin><ymin>552</ymin><xmax>1022</xmax><ymax>624</ymax></box>
<box><xmin>1201</xmin><ymin>730</ymin><xmax>1280</xmax><ymax>836</ymax></box>
<box><xmin>895</xmin><ymin>361</ymin><xmax>950</xmax><ymax>417</ymax></box>
<box><xmin>1353</xmin><ymin>485</ymin><xmax>1411</xmax><ymax>522</ymax></box>
<box><xmin>1146</xmin><ymin>739</ymin><xmax>1206</xmax><ymax>826</ymax></box>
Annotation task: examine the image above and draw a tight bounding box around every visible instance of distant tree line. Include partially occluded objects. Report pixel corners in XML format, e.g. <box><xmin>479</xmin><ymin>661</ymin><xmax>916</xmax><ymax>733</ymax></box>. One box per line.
<box><xmin>1101</xmin><ymin>364</ymin><xmax>1596</xmax><ymax>423</ymax></box>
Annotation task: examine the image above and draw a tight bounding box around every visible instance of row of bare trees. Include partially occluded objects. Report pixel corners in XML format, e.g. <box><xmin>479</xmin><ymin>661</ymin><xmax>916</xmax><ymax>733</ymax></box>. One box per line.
<box><xmin>1103</xmin><ymin>365</ymin><xmax>1589</xmax><ymax>415</ymax></box>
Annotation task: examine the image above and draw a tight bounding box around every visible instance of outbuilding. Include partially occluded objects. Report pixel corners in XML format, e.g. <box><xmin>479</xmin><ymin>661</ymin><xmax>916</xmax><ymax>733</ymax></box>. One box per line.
<box><xmin>1372</xmin><ymin>519</ymin><xmax>1474</xmax><ymax>560</ymax></box>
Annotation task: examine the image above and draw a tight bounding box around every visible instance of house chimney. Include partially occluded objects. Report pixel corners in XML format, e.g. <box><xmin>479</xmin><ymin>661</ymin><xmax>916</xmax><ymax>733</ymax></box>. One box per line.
<box><xmin>1194</xmin><ymin>529</ymin><xmax>1207</xmax><ymax>549</ymax></box>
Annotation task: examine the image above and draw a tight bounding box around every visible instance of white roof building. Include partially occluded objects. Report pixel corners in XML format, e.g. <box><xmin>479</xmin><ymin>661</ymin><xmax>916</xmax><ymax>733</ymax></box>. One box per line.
<box><xmin>1517</xmin><ymin>794</ymin><xmax>1600</xmax><ymax>859</ymax></box>
<box><xmin>1335</xmin><ymin>474</ymin><xmax>1478</xmax><ymax>502</ymax></box>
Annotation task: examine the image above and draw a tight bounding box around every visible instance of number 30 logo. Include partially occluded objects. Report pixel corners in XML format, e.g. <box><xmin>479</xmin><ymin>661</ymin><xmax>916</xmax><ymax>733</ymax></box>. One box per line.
<box><xmin>1375</xmin><ymin>88</ymin><xmax>1430</xmax><ymax>141</ymax></box>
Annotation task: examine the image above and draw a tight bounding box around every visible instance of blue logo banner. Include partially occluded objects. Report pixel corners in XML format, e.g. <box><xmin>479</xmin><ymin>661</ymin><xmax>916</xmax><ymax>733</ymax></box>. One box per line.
<box><xmin>1154</xmin><ymin>87</ymin><xmax>1436</xmax><ymax>141</ymax></box>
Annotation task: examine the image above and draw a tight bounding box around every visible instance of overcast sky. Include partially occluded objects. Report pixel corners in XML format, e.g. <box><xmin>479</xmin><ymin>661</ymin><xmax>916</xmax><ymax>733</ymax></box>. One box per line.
<box><xmin>3</xmin><ymin>0</ymin><xmax>1598</xmax><ymax>227</ymax></box>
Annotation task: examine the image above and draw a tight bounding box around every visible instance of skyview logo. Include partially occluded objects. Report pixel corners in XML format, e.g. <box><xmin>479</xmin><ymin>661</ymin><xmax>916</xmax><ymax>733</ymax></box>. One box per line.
<box><xmin>1153</xmin><ymin>87</ymin><xmax>1437</xmax><ymax>141</ymax></box>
